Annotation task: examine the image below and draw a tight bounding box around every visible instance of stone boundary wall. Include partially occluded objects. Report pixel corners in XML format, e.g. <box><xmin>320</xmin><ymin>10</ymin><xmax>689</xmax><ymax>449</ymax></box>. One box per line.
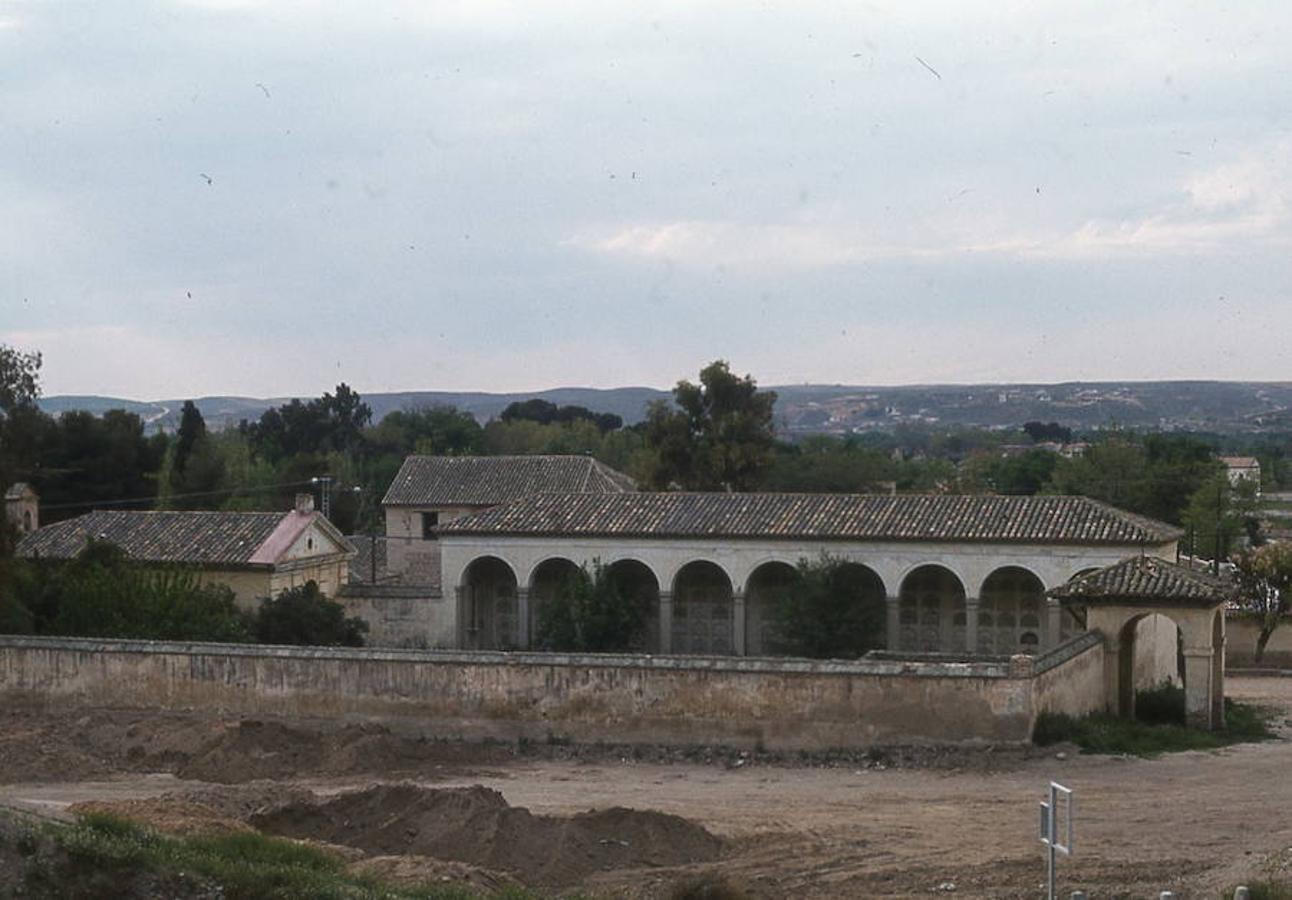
<box><xmin>0</xmin><ymin>635</ymin><xmax>1103</xmax><ymax>751</ymax></box>
<box><xmin>1031</xmin><ymin>632</ymin><xmax>1106</xmax><ymax>719</ymax></box>
<box><xmin>1226</xmin><ymin>613</ymin><xmax>1292</xmax><ymax>669</ymax></box>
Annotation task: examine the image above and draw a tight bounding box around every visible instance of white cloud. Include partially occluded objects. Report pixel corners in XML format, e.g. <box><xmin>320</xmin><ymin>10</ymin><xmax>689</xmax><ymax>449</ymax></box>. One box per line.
<box><xmin>571</xmin><ymin>141</ymin><xmax>1292</xmax><ymax>269</ymax></box>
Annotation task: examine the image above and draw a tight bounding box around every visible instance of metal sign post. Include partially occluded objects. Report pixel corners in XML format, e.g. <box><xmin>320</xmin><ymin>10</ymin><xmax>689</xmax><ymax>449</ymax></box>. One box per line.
<box><xmin>1039</xmin><ymin>782</ymin><xmax>1074</xmax><ymax>900</ymax></box>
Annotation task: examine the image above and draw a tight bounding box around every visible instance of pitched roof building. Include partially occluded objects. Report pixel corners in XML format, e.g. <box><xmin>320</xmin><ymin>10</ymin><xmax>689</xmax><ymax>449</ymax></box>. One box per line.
<box><xmin>382</xmin><ymin>455</ymin><xmax>636</xmax><ymax>508</ymax></box>
<box><xmin>439</xmin><ymin>492</ymin><xmax>1179</xmax><ymax>545</ymax></box>
<box><xmin>380</xmin><ymin>455</ymin><xmax>635</xmax><ymax>587</ymax></box>
<box><xmin>17</xmin><ymin>495</ymin><xmax>355</xmax><ymax>607</ymax></box>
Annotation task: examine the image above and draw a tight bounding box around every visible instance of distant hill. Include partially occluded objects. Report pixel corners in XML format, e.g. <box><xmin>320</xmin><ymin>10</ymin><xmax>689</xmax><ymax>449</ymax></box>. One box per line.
<box><xmin>38</xmin><ymin>380</ymin><xmax>1292</xmax><ymax>435</ymax></box>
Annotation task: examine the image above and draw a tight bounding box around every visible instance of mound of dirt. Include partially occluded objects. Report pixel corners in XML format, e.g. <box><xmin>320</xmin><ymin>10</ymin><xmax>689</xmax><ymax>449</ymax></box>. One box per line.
<box><xmin>68</xmin><ymin>784</ymin><xmax>315</xmax><ymax>837</ymax></box>
<box><xmin>176</xmin><ymin>720</ymin><xmax>510</xmax><ymax>784</ymax></box>
<box><xmin>250</xmin><ymin>784</ymin><xmax>725</xmax><ymax>887</ymax></box>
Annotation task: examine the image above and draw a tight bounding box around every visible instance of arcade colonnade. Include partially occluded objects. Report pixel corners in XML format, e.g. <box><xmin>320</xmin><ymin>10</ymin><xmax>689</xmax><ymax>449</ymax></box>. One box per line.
<box><xmin>441</xmin><ymin>538</ymin><xmax>1145</xmax><ymax>656</ymax></box>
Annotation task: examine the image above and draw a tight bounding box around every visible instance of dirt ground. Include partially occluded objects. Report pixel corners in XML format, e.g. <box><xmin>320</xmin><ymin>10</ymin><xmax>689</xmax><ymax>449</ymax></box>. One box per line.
<box><xmin>4</xmin><ymin>675</ymin><xmax>1292</xmax><ymax>898</ymax></box>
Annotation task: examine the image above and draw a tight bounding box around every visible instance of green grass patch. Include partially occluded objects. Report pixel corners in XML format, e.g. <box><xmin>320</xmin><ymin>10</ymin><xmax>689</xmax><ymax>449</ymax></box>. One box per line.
<box><xmin>1034</xmin><ymin>684</ymin><xmax>1275</xmax><ymax>756</ymax></box>
<box><xmin>32</xmin><ymin>812</ymin><xmax>542</xmax><ymax>899</ymax></box>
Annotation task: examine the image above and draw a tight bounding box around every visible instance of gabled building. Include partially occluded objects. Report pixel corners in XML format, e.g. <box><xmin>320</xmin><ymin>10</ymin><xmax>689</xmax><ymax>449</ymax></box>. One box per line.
<box><xmin>380</xmin><ymin>455</ymin><xmax>635</xmax><ymax>586</ymax></box>
<box><xmin>16</xmin><ymin>494</ymin><xmax>355</xmax><ymax>608</ymax></box>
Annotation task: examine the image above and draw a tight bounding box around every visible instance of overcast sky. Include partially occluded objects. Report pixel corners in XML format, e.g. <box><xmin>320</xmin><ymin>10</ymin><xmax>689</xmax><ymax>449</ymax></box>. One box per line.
<box><xmin>3</xmin><ymin>1</ymin><xmax>1290</xmax><ymax>399</ymax></box>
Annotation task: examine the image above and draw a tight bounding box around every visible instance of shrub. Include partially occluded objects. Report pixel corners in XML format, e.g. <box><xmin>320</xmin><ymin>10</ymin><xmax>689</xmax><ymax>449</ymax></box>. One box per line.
<box><xmin>535</xmin><ymin>560</ymin><xmax>644</xmax><ymax>652</ymax></box>
<box><xmin>254</xmin><ymin>581</ymin><xmax>367</xmax><ymax>647</ymax></box>
<box><xmin>773</xmin><ymin>555</ymin><xmax>885</xmax><ymax>659</ymax></box>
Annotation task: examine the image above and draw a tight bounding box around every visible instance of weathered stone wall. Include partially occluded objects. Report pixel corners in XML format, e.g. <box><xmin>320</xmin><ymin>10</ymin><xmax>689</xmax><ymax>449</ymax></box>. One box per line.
<box><xmin>1031</xmin><ymin>632</ymin><xmax>1105</xmax><ymax>718</ymax></box>
<box><xmin>0</xmin><ymin>636</ymin><xmax>1058</xmax><ymax>750</ymax></box>
<box><xmin>1226</xmin><ymin>614</ymin><xmax>1292</xmax><ymax>668</ymax></box>
<box><xmin>336</xmin><ymin>586</ymin><xmax>442</xmax><ymax>648</ymax></box>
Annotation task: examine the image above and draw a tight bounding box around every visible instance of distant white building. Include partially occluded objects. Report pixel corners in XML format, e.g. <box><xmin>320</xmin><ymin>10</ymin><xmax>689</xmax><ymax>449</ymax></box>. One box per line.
<box><xmin>1219</xmin><ymin>456</ymin><xmax>1261</xmax><ymax>493</ymax></box>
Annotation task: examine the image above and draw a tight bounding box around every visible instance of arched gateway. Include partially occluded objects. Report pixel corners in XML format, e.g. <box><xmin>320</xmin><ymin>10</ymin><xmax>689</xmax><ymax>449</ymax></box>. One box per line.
<box><xmin>1049</xmin><ymin>556</ymin><xmax>1234</xmax><ymax>731</ymax></box>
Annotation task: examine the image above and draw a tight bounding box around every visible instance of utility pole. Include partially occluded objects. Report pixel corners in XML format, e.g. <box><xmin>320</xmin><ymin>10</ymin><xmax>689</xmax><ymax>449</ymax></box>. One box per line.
<box><xmin>311</xmin><ymin>475</ymin><xmax>334</xmax><ymax>521</ymax></box>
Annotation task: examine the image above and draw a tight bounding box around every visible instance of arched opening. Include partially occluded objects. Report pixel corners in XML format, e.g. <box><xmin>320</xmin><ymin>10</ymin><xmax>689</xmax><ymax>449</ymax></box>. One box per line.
<box><xmin>529</xmin><ymin>557</ymin><xmax>583</xmax><ymax>649</ymax></box>
<box><xmin>745</xmin><ymin>561</ymin><xmax>799</xmax><ymax>656</ymax></box>
<box><xmin>979</xmin><ymin>567</ymin><xmax>1045</xmax><ymax>654</ymax></box>
<box><xmin>672</xmin><ymin>560</ymin><xmax>734</xmax><ymax>655</ymax></box>
<box><xmin>460</xmin><ymin>556</ymin><xmax>518</xmax><ymax>650</ymax></box>
<box><xmin>899</xmin><ymin>565</ymin><xmax>966</xmax><ymax>652</ymax></box>
<box><xmin>22</xmin><ymin>509</ymin><xmax>32</xmax><ymax>533</ymax></box>
<box><xmin>605</xmin><ymin>559</ymin><xmax>661</xmax><ymax>653</ymax></box>
<box><xmin>1117</xmin><ymin>613</ymin><xmax>1184</xmax><ymax>719</ymax></box>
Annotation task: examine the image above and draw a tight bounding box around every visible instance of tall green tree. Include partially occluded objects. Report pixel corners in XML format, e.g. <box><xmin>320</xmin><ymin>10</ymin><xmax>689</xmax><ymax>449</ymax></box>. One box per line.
<box><xmin>173</xmin><ymin>400</ymin><xmax>207</xmax><ymax>477</ymax></box>
<box><xmin>774</xmin><ymin>556</ymin><xmax>887</xmax><ymax>658</ymax></box>
<box><xmin>642</xmin><ymin>360</ymin><xmax>777</xmax><ymax>491</ymax></box>
<box><xmin>535</xmin><ymin>561</ymin><xmax>645</xmax><ymax>652</ymax></box>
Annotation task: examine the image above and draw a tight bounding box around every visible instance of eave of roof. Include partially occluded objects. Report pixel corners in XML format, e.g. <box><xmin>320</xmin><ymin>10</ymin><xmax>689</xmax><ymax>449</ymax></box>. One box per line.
<box><xmin>437</xmin><ymin>492</ymin><xmax>1184</xmax><ymax>546</ymax></box>
<box><xmin>1048</xmin><ymin>555</ymin><xmax>1237</xmax><ymax>607</ymax></box>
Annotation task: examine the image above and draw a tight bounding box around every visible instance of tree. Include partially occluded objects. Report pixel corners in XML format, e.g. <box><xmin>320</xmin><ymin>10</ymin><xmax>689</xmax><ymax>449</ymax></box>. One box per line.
<box><xmin>0</xmin><ymin>344</ymin><xmax>41</xmax><ymax>421</ymax></box>
<box><xmin>642</xmin><ymin>360</ymin><xmax>777</xmax><ymax>491</ymax></box>
<box><xmin>1182</xmin><ymin>473</ymin><xmax>1261</xmax><ymax>562</ymax></box>
<box><xmin>0</xmin><ymin>344</ymin><xmax>43</xmax><ymax>522</ymax></box>
<box><xmin>1023</xmin><ymin>421</ymin><xmax>1073</xmax><ymax>444</ymax></box>
<box><xmin>501</xmin><ymin>398</ymin><xmax>623</xmax><ymax>433</ymax></box>
<box><xmin>255</xmin><ymin>581</ymin><xmax>368</xmax><ymax>647</ymax></box>
<box><xmin>173</xmin><ymin>401</ymin><xmax>207</xmax><ymax>477</ymax></box>
<box><xmin>1233</xmin><ymin>542</ymin><xmax>1292</xmax><ymax>663</ymax></box>
<box><xmin>774</xmin><ymin>556</ymin><xmax>886</xmax><ymax>658</ymax></box>
<box><xmin>535</xmin><ymin>561</ymin><xmax>645</xmax><ymax>652</ymax></box>
<box><xmin>5</xmin><ymin>541</ymin><xmax>253</xmax><ymax>642</ymax></box>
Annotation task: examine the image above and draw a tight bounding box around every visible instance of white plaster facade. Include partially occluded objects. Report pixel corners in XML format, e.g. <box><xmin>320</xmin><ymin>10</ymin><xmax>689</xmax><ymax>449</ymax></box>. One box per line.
<box><xmin>435</xmin><ymin>532</ymin><xmax>1179</xmax><ymax>655</ymax></box>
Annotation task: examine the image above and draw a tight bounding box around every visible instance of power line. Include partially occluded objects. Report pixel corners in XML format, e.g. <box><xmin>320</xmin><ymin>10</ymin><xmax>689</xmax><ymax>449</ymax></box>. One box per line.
<box><xmin>37</xmin><ymin>479</ymin><xmax>322</xmax><ymax>512</ymax></box>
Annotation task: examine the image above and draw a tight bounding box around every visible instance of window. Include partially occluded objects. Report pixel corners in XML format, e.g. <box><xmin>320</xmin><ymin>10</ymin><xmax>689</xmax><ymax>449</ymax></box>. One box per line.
<box><xmin>421</xmin><ymin>511</ymin><xmax>439</xmax><ymax>539</ymax></box>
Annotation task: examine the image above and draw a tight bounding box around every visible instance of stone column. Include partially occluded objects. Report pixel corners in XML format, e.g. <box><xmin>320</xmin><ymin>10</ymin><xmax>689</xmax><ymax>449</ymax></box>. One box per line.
<box><xmin>658</xmin><ymin>591</ymin><xmax>673</xmax><ymax>654</ymax></box>
<box><xmin>1212</xmin><ymin>630</ymin><xmax>1226</xmax><ymax>728</ymax></box>
<box><xmin>964</xmin><ymin>597</ymin><xmax>980</xmax><ymax>653</ymax></box>
<box><xmin>1045</xmin><ymin>598</ymin><xmax>1064</xmax><ymax>651</ymax></box>
<box><xmin>1183</xmin><ymin>649</ymin><xmax>1216</xmax><ymax>730</ymax></box>
<box><xmin>454</xmin><ymin>585</ymin><xmax>468</xmax><ymax>649</ymax></box>
<box><xmin>885</xmin><ymin>595</ymin><xmax>901</xmax><ymax>651</ymax></box>
<box><xmin>733</xmin><ymin>591</ymin><xmax>747</xmax><ymax>656</ymax></box>
<box><xmin>515</xmin><ymin>588</ymin><xmax>530</xmax><ymax>650</ymax></box>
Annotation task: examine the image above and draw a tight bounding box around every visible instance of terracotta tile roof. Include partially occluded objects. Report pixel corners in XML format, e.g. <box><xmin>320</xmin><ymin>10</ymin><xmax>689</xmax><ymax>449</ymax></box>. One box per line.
<box><xmin>382</xmin><ymin>455</ymin><xmax>636</xmax><ymax>507</ymax></box>
<box><xmin>1048</xmin><ymin>555</ymin><xmax>1237</xmax><ymax>606</ymax></box>
<box><xmin>16</xmin><ymin>509</ymin><xmax>316</xmax><ymax>568</ymax></box>
<box><xmin>437</xmin><ymin>492</ymin><xmax>1183</xmax><ymax>546</ymax></box>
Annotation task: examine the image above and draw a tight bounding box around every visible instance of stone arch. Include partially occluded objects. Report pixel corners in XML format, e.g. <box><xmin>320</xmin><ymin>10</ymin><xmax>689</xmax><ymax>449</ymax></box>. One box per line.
<box><xmin>528</xmin><ymin>556</ymin><xmax>583</xmax><ymax>649</ymax></box>
<box><xmin>1116</xmin><ymin>612</ymin><xmax>1185</xmax><ymax>719</ymax></box>
<box><xmin>899</xmin><ymin>565</ymin><xmax>966</xmax><ymax>653</ymax></box>
<box><xmin>744</xmin><ymin>560</ymin><xmax>799</xmax><ymax>656</ymax></box>
<box><xmin>672</xmin><ymin>560</ymin><xmax>735</xmax><ymax>655</ymax></box>
<box><xmin>1211</xmin><ymin>608</ymin><xmax>1226</xmax><ymax>726</ymax></box>
<box><xmin>604</xmin><ymin>558</ymin><xmax>661</xmax><ymax>653</ymax></box>
<box><xmin>460</xmin><ymin>555</ymin><xmax>519</xmax><ymax>650</ymax></box>
<box><xmin>978</xmin><ymin>566</ymin><xmax>1046</xmax><ymax>654</ymax></box>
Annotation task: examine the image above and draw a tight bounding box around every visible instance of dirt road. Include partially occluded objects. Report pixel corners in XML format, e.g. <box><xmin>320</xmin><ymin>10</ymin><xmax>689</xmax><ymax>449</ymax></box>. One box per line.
<box><xmin>3</xmin><ymin>676</ymin><xmax>1290</xmax><ymax>897</ymax></box>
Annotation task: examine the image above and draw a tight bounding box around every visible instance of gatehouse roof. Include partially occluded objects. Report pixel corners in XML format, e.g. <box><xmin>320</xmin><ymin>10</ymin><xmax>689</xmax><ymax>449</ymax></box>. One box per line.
<box><xmin>1047</xmin><ymin>555</ymin><xmax>1237</xmax><ymax>606</ymax></box>
<box><xmin>382</xmin><ymin>455</ymin><xmax>636</xmax><ymax>507</ymax></box>
<box><xmin>437</xmin><ymin>492</ymin><xmax>1182</xmax><ymax>546</ymax></box>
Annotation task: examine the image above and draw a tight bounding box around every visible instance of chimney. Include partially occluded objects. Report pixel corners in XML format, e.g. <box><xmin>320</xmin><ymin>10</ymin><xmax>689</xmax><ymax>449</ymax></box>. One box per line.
<box><xmin>295</xmin><ymin>493</ymin><xmax>315</xmax><ymax>514</ymax></box>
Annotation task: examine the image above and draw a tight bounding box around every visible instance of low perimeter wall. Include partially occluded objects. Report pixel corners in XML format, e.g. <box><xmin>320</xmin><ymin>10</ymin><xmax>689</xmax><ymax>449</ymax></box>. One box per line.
<box><xmin>0</xmin><ymin>633</ymin><xmax>1105</xmax><ymax>751</ymax></box>
<box><xmin>1226</xmin><ymin>613</ymin><xmax>1292</xmax><ymax>669</ymax></box>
